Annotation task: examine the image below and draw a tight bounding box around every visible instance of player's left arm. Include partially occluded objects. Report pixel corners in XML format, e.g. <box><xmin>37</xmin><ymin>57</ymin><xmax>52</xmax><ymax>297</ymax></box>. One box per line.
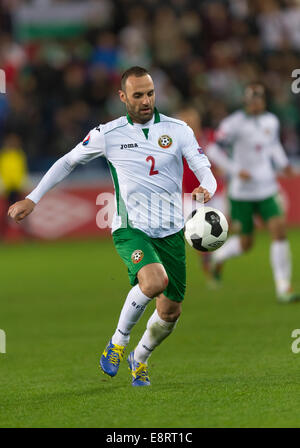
<box><xmin>181</xmin><ymin>125</ymin><xmax>217</xmax><ymax>203</ymax></box>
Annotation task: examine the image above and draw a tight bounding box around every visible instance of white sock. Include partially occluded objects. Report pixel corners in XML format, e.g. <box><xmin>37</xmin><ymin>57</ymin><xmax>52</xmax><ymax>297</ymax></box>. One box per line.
<box><xmin>112</xmin><ymin>284</ymin><xmax>152</xmax><ymax>346</ymax></box>
<box><xmin>270</xmin><ymin>240</ymin><xmax>292</xmax><ymax>295</ymax></box>
<box><xmin>213</xmin><ymin>235</ymin><xmax>243</xmax><ymax>263</ymax></box>
<box><xmin>134</xmin><ymin>309</ymin><xmax>178</xmax><ymax>364</ymax></box>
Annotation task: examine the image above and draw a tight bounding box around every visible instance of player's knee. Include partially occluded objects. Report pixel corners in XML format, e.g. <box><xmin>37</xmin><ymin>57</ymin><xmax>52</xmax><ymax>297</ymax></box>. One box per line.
<box><xmin>140</xmin><ymin>274</ymin><xmax>168</xmax><ymax>298</ymax></box>
<box><xmin>273</xmin><ymin>234</ymin><xmax>286</xmax><ymax>241</ymax></box>
<box><xmin>268</xmin><ymin>217</ymin><xmax>286</xmax><ymax>240</ymax></box>
<box><xmin>159</xmin><ymin>307</ymin><xmax>181</xmax><ymax>322</ymax></box>
<box><xmin>152</xmin><ymin>274</ymin><xmax>169</xmax><ymax>296</ymax></box>
<box><xmin>272</xmin><ymin>227</ymin><xmax>286</xmax><ymax>241</ymax></box>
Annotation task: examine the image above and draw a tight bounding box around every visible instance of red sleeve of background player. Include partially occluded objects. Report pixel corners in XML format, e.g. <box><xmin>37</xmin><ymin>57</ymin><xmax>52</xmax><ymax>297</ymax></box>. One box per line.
<box><xmin>182</xmin><ymin>129</ymin><xmax>225</xmax><ymax>194</ymax></box>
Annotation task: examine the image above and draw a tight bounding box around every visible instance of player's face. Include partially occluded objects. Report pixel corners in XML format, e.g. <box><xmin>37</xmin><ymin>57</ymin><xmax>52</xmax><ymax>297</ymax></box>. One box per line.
<box><xmin>244</xmin><ymin>86</ymin><xmax>266</xmax><ymax>115</ymax></box>
<box><xmin>246</xmin><ymin>97</ymin><xmax>266</xmax><ymax>115</ymax></box>
<box><xmin>119</xmin><ymin>75</ymin><xmax>155</xmax><ymax>124</ymax></box>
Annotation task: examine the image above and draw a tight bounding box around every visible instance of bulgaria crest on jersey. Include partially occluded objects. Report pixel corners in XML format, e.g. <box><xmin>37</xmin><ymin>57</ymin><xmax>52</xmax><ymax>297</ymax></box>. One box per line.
<box><xmin>131</xmin><ymin>249</ymin><xmax>144</xmax><ymax>264</ymax></box>
<box><xmin>158</xmin><ymin>135</ymin><xmax>172</xmax><ymax>148</ymax></box>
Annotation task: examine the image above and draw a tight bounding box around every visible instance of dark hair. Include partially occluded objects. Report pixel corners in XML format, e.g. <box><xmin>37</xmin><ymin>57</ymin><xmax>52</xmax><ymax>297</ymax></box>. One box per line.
<box><xmin>121</xmin><ymin>66</ymin><xmax>150</xmax><ymax>91</ymax></box>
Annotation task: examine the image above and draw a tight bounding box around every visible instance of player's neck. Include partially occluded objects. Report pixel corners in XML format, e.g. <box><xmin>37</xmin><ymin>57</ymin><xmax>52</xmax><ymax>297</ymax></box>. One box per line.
<box><xmin>131</xmin><ymin>115</ymin><xmax>155</xmax><ymax>127</ymax></box>
<box><xmin>244</xmin><ymin>108</ymin><xmax>265</xmax><ymax>117</ymax></box>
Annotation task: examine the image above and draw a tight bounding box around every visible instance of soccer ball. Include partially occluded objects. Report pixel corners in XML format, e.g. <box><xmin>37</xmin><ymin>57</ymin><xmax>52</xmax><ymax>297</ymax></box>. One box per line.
<box><xmin>184</xmin><ymin>206</ymin><xmax>228</xmax><ymax>252</ymax></box>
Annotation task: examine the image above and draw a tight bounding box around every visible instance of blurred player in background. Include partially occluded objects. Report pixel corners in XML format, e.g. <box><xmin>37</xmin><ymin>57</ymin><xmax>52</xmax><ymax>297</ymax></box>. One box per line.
<box><xmin>178</xmin><ymin>105</ymin><xmax>227</xmax><ymax>286</ymax></box>
<box><xmin>206</xmin><ymin>83</ymin><xmax>299</xmax><ymax>303</ymax></box>
<box><xmin>8</xmin><ymin>67</ymin><xmax>217</xmax><ymax>386</ymax></box>
<box><xmin>0</xmin><ymin>133</ymin><xmax>28</xmax><ymax>239</ymax></box>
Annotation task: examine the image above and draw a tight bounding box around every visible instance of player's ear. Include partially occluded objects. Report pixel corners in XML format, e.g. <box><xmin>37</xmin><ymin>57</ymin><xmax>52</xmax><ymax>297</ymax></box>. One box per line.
<box><xmin>119</xmin><ymin>90</ymin><xmax>126</xmax><ymax>104</ymax></box>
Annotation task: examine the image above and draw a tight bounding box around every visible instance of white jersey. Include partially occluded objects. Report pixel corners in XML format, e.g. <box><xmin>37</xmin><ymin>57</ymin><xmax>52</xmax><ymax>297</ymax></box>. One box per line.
<box><xmin>207</xmin><ymin>110</ymin><xmax>289</xmax><ymax>201</ymax></box>
<box><xmin>27</xmin><ymin>110</ymin><xmax>216</xmax><ymax>238</ymax></box>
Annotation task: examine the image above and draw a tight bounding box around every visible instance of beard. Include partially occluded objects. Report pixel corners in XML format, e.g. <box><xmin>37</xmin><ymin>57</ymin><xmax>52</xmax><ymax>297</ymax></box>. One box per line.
<box><xmin>127</xmin><ymin>103</ymin><xmax>154</xmax><ymax>124</ymax></box>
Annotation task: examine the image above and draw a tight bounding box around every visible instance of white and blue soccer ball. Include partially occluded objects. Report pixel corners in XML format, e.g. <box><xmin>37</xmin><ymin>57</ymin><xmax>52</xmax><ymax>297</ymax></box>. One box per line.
<box><xmin>184</xmin><ymin>206</ymin><xmax>228</xmax><ymax>252</ymax></box>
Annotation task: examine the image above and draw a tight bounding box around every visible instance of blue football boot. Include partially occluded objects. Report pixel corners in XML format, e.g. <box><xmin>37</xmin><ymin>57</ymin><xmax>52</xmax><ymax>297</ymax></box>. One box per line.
<box><xmin>127</xmin><ymin>351</ymin><xmax>150</xmax><ymax>386</ymax></box>
<box><xmin>100</xmin><ymin>339</ymin><xmax>125</xmax><ymax>377</ymax></box>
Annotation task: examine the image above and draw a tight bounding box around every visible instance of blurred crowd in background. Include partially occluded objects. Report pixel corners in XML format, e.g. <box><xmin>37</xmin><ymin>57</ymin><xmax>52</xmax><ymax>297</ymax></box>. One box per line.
<box><xmin>1</xmin><ymin>0</ymin><xmax>300</xmax><ymax>174</ymax></box>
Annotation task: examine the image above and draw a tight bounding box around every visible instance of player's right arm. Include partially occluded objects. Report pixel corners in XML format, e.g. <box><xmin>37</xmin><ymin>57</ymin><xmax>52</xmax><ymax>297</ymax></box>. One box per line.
<box><xmin>180</xmin><ymin>124</ymin><xmax>217</xmax><ymax>202</ymax></box>
<box><xmin>8</xmin><ymin>127</ymin><xmax>105</xmax><ymax>223</ymax></box>
<box><xmin>269</xmin><ymin>115</ymin><xmax>297</xmax><ymax>177</ymax></box>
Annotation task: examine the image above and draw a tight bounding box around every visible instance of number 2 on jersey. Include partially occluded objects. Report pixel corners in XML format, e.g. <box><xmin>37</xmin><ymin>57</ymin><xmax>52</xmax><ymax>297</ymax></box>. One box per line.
<box><xmin>146</xmin><ymin>156</ymin><xmax>159</xmax><ymax>176</ymax></box>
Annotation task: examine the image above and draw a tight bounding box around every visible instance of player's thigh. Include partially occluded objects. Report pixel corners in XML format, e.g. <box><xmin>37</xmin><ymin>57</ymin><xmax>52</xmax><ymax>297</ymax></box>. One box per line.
<box><xmin>230</xmin><ymin>198</ymin><xmax>255</xmax><ymax>235</ymax></box>
<box><xmin>152</xmin><ymin>230</ymin><xmax>186</xmax><ymax>303</ymax></box>
<box><xmin>258</xmin><ymin>195</ymin><xmax>285</xmax><ymax>239</ymax></box>
<box><xmin>156</xmin><ymin>293</ymin><xmax>182</xmax><ymax>322</ymax></box>
<box><xmin>112</xmin><ymin>226</ymin><xmax>162</xmax><ymax>287</ymax></box>
<box><xmin>137</xmin><ymin>263</ymin><xmax>169</xmax><ymax>297</ymax></box>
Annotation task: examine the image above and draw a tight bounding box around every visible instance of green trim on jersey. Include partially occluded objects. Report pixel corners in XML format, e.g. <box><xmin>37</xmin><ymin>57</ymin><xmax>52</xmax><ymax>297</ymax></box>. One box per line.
<box><xmin>108</xmin><ymin>162</ymin><xmax>120</xmax><ymax>213</ymax></box>
<box><xmin>142</xmin><ymin>128</ymin><xmax>149</xmax><ymax>139</ymax></box>
<box><xmin>113</xmin><ymin>226</ymin><xmax>186</xmax><ymax>303</ymax></box>
<box><xmin>230</xmin><ymin>195</ymin><xmax>283</xmax><ymax>235</ymax></box>
<box><xmin>108</xmin><ymin>161</ymin><xmax>128</xmax><ymax>226</ymax></box>
<box><xmin>126</xmin><ymin>113</ymin><xmax>134</xmax><ymax>125</ymax></box>
<box><xmin>154</xmin><ymin>108</ymin><xmax>160</xmax><ymax>123</ymax></box>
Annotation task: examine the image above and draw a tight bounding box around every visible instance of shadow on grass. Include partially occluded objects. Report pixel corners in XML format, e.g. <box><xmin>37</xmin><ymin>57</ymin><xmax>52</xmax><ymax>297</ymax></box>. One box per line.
<box><xmin>0</xmin><ymin>382</ymin><xmax>129</xmax><ymax>411</ymax></box>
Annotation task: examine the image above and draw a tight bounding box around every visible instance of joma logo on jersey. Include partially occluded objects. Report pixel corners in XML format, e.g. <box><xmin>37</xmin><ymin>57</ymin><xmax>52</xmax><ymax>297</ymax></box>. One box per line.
<box><xmin>120</xmin><ymin>143</ymin><xmax>139</xmax><ymax>150</ymax></box>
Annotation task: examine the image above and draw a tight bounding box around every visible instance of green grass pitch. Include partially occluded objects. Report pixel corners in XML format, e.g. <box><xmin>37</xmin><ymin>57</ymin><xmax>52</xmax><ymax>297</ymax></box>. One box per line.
<box><xmin>0</xmin><ymin>229</ymin><xmax>300</xmax><ymax>428</ymax></box>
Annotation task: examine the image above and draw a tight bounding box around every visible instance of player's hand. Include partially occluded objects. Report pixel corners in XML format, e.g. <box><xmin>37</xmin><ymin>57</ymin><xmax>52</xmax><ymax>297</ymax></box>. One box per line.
<box><xmin>8</xmin><ymin>198</ymin><xmax>35</xmax><ymax>223</ymax></box>
<box><xmin>239</xmin><ymin>170</ymin><xmax>251</xmax><ymax>181</ymax></box>
<box><xmin>192</xmin><ymin>186</ymin><xmax>211</xmax><ymax>203</ymax></box>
